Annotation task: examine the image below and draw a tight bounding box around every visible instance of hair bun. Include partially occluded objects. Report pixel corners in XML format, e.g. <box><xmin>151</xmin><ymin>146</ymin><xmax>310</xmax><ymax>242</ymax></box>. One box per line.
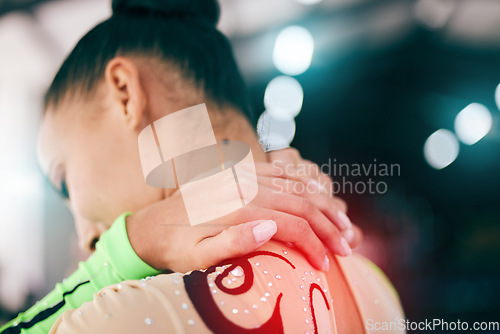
<box><xmin>112</xmin><ymin>0</ymin><xmax>220</xmax><ymax>27</ymax></box>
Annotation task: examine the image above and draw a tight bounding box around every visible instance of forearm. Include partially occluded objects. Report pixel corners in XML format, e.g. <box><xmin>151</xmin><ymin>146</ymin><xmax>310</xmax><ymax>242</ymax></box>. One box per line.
<box><xmin>0</xmin><ymin>213</ymin><xmax>161</xmax><ymax>334</ymax></box>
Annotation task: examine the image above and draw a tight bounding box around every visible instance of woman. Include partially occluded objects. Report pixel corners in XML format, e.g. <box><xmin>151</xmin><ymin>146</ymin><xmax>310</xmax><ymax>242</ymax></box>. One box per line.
<box><xmin>1</xmin><ymin>0</ymin><xmax>403</xmax><ymax>332</ymax></box>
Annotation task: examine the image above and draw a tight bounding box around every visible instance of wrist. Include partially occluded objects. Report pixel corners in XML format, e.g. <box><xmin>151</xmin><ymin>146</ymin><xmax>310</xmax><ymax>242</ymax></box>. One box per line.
<box><xmin>102</xmin><ymin>212</ymin><xmax>162</xmax><ymax>277</ymax></box>
<box><xmin>125</xmin><ymin>211</ymin><xmax>163</xmax><ymax>271</ymax></box>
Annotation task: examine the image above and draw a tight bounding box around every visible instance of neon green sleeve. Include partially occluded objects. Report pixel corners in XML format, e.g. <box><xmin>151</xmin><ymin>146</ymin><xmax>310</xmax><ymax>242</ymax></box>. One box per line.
<box><xmin>0</xmin><ymin>212</ymin><xmax>161</xmax><ymax>334</ymax></box>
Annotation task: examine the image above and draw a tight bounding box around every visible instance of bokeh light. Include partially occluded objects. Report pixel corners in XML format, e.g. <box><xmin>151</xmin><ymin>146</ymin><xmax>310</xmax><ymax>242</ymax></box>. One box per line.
<box><xmin>424</xmin><ymin>129</ymin><xmax>460</xmax><ymax>169</ymax></box>
<box><xmin>257</xmin><ymin>111</ymin><xmax>296</xmax><ymax>151</ymax></box>
<box><xmin>495</xmin><ymin>83</ymin><xmax>500</xmax><ymax>111</ymax></box>
<box><xmin>294</xmin><ymin>0</ymin><xmax>324</xmax><ymax>5</ymax></box>
<box><xmin>273</xmin><ymin>26</ymin><xmax>314</xmax><ymax>76</ymax></box>
<box><xmin>414</xmin><ymin>0</ymin><xmax>455</xmax><ymax>30</ymax></box>
<box><xmin>264</xmin><ymin>75</ymin><xmax>304</xmax><ymax>121</ymax></box>
<box><xmin>454</xmin><ymin>103</ymin><xmax>492</xmax><ymax>145</ymax></box>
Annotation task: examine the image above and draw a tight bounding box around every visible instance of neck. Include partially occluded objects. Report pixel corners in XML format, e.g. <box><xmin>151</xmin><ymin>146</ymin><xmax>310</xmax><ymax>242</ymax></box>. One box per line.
<box><xmin>161</xmin><ymin>108</ymin><xmax>267</xmax><ymax>199</ymax></box>
<box><xmin>209</xmin><ymin>109</ymin><xmax>267</xmax><ymax>164</ymax></box>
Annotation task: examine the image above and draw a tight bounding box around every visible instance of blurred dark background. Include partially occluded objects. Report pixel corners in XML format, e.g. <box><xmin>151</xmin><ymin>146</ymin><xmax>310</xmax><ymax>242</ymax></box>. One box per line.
<box><xmin>0</xmin><ymin>0</ymin><xmax>499</xmax><ymax>329</ymax></box>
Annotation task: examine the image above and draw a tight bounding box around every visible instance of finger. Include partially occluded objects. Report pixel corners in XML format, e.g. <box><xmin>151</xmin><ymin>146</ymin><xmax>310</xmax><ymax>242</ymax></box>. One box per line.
<box><xmin>194</xmin><ymin>219</ymin><xmax>277</xmax><ymax>269</ymax></box>
<box><xmin>302</xmin><ymin>159</ymin><xmax>334</xmax><ymax>196</ymax></box>
<box><xmin>342</xmin><ymin>224</ymin><xmax>363</xmax><ymax>249</ymax></box>
<box><xmin>332</xmin><ymin>196</ymin><xmax>347</xmax><ymax>213</ymax></box>
<box><xmin>255</xmin><ymin>161</ymin><xmax>349</xmax><ymax>218</ymax></box>
<box><xmin>258</xmin><ymin>176</ymin><xmax>352</xmax><ymax>231</ymax></box>
<box><xmin>254</xmin><ymin>162</ymin><xmax>312</xmax><ymax>186</ymax></box>
<box><xmin>255</xmin><ymin>163</ymin><xmax>334</xmax><ymax>208</ymax></box>
<box><xmin>271</xmin><ymin>211</ymin><xmax>329</xmax><ymax>271</ymax></box>
<box><xmin>267</xmin><ymin>147</ymin><xmax>302</xmax><ymax>166</ymax></box>
<box><xmin>224</xmin><ymin>205</ymin><xmax>330</xmax><ymax>270</ymax></box>
<box><xmin>256</xmin><ymin>162</ymin><xmax>334</xmax><ymax>201</ymax></box>
<box><xmin>251</xmin><ymin>187</ymin><xmax>352</xmax><ymax>258</ymax></box>
<box><xmin>263</xmin><ymin>156</ymin><xmax>332</xmax><ymax>196</ymax></box>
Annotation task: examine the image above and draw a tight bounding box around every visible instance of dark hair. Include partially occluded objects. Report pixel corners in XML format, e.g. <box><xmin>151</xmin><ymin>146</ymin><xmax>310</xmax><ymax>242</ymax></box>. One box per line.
<box><xmin>44</xmin><ymin>0</ymin><xmax>253</xmax><ymax>123</ymax></box>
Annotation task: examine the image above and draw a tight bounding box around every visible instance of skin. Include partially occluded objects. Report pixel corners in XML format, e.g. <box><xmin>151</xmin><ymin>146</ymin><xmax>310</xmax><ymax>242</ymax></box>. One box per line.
<box><xmin>38</xmin><ymin>56</ymin><xmax>361</xmax><ymax>273</ymax></box>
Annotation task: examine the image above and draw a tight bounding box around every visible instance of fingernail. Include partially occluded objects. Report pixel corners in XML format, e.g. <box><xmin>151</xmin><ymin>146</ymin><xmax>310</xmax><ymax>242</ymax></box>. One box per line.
<box><xmin>252</xmin><ymin>220</ymin><xmax>277</xmax><ymax>244</ymax></box>
<box><xmin>323</xmin><ymin>255</ymin><xmax>330</xmax><ymax>272</ymax></box>
<box><xmin>340</xmin><ymin>237</ymin><xmax>352</xmax><ymax>256</ymax></box>
<box><xmin>337</xmin><ymin>211</ymin><xmax>352</xmax><ymax>230</ymax></box>
<box><xmin>308</xmin><ymin>179</ymin><xmax>327</xmax><ymax>194</ymax></box>
<box><xmin>344</xmin><ymin>228</ymin><xmax>355</xmax><ymax>243</ymax></box>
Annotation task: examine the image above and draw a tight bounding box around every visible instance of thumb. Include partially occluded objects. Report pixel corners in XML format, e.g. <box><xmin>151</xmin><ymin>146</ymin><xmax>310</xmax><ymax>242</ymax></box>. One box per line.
<box><xmin>194</xmin><ymin>220</ymin><xmax>277</xmax><ymax>269</ymax></box>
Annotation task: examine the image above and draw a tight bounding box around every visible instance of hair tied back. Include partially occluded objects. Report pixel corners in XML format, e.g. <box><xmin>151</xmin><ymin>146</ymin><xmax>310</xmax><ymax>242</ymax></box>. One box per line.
<box><xmin>111</xmin><ymin>0</ymin><xmax>220</xmax><ymax>26</ymax></box>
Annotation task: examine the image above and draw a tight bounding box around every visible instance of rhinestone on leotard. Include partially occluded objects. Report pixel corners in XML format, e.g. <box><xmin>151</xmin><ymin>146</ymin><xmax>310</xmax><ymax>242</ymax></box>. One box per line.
<box><xmin>231</xmin><ymin>268</ymin><xmax>244</xmax><ymax>277</ymax></box>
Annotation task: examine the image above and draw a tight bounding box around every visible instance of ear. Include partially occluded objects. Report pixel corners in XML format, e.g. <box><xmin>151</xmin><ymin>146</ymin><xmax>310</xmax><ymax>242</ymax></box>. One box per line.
<box><xmin>104</xmin><ymin>57</ymin><xmax>147</xmax><ymax>129</ymax></box>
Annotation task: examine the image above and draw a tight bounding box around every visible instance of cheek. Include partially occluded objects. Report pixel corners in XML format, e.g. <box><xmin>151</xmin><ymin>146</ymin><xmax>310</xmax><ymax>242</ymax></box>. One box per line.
<box><xmin>102</xmin><ymin>156</ymin><xmax>164</xmax><ymax>221</ymax></box>
<box><xmin>67</xmin><ymin>162</ymin><xmax>108</xmax><ymax>224</ymax></box>
<box><xmin>70</xmin><ymin>139</ymin><xmax>164</xmax><ymax>225</ymax></box>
